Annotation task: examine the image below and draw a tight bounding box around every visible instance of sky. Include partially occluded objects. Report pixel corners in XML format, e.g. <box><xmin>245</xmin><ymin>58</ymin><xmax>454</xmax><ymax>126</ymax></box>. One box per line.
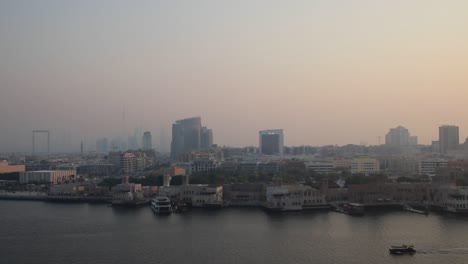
<box><xmin>1</xmin><ymin>0</ymin><xmax>468</xmax><ymax>152</ymax></box>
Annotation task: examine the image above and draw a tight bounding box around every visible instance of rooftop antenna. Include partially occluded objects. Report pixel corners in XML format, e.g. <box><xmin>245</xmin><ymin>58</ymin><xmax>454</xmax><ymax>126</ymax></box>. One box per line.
<box><xmin>122</xmin><ymin>104</ymin><xmax>126</xmax><ymax>151</ymax></box>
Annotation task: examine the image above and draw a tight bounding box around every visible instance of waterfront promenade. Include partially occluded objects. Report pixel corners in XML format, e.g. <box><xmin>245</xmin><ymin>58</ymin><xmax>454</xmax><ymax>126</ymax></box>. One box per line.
<box><xmin>0</xmin><ymin>191</ymin><xmax>111</xmax><ymax>203</ymax></box>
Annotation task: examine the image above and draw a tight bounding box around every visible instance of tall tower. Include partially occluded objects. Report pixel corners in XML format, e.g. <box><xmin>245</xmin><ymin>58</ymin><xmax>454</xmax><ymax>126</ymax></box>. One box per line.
<box><xmin>439</xmin><ymin>125</ymin><xmax>459</xmax><ymax>154</ymax></box>
<box><xmin>385</xmin><ymin>126</ymin><xmax>410</xmax><ymax>146</ymax></box>
<box><xmin>259</xmin><ymin>129</ymin><xmax>284</xmax><ymax>156</ymax></box>
<box><xmin>142</xmin><ymin>131</ymin><xmax>152</xmax><ymax>150</ymax></box>
<box><xmin>171</xmin><ymin>117</ymin><xmax>202</xmax><ymax>159</ymax></box>
<box><xmin>96</xmin><ymin>138</ymin><xmax>109</xmax><ymax>154</ymax></box>
<box><xmin>32</xmin><ymin>130</ymin><xmax>50</xmax><ymax>158</ymax></box>
<box><xmin>201</xmin><ymin>127</ymin><xmax>213</xmax><ymax>149</ymax></box>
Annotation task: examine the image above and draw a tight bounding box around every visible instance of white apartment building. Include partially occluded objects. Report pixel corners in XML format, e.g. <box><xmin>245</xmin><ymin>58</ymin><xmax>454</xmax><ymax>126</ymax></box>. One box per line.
<box><xmin>306</xmin><ymin>161</ymin><xmax>334</xmax><ymax>174</ymax></box>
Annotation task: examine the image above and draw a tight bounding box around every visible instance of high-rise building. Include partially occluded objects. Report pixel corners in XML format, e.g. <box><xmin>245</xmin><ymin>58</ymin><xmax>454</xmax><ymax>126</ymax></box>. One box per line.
<box><xmin>96</xmin><ymin>138</ymin><xmax>108</xmax><ymax>154</ymax></box>
<box><xmin>171</xmin><ymin>117</ymin><xmax>202</xmax><ymax>159</ymax></box>
<box><xmin>385</xmin><ymin>126</ymin><xmax>410</xmax><ymax>146</ymax></box>
<box><xmin>409</xmin><ymin>136</ymin><xmax>418</xmax><ymax>146</ymax></box>
<box><xmin>439</xmin><ymin>125</ymin><xmax>459</xmax><ymax>154</ymax></box>
<box><xmin>259</xmin><ymin>129</ymin><xmax>284</xmax><ymax>155</ymax></box>
<box><xmin>201</xmin><ymin>127</ymin><xmax>213</xmax><ymax>149</ymax></box>
<box><xmin>142</xmin><ymin>131</ymin><xmax>152</xmax><ymax>150</ymax></box>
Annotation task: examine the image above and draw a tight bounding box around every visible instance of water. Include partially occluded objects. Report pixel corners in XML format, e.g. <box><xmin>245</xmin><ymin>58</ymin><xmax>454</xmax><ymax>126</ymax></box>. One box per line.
<box><xmin>1</xmin><ymin>201</ymin><xmax>468</xmax><ymax>264</ymax></box>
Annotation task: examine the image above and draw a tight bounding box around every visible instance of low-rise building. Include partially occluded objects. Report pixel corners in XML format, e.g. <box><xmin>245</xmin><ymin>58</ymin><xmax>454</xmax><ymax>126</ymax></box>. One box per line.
<box><xmin>179</xmin><ymin>159</ymin><xmax>219</xmax><ymax>175</ymax></box>
<box><xmin>158</xmin><ymin>184</ymin><xmax>223</xmax><ymax>208</ymax></box>
<box><xmin>77</xmin><ymin>164</ymin><xmax>116</xmax><ymax>177</ymax></box>
<box><xmin>264</xmin><ymin>185</ymin><xmax>327</xmax><ymax>211</ymax></box>
<box><xmin>19</xmin><ymin>170</ymin><xmax>76</xmax><ymax>184</ymax></box>
<box><xmin>350</xmin><ymin>158</ymin><xmax>380</xmax><ymax>174</ymax></box>
<box><xmin>419</xmin><ymin>158</ymin><xmax>448</xmax><ymax>177</ymax></box>
<box><xmin>306</xmin><ymin>161</ymin><xmax>334</xmax><ymax>174</ymax></box>
<box><xmin>0</xmin><ymin>161</ymin><xmax>25</xmax><ymax>174</ymax></box>
<box><xmin>223</xmin><ymin>183</ymin><xmax>264</xmax><ymax>206</ymax></box>
<box><xmin>347</xmin><ymin>182</ymin><xmax>430</xmax><ymax>205</ymax></box>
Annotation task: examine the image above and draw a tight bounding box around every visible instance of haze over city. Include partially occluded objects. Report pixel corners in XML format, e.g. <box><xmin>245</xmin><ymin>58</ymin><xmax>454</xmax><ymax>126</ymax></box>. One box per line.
<box><xmin>1</xmin><ymin>0</ymin><xmax>467</xmax><ymax>152</ymax></box>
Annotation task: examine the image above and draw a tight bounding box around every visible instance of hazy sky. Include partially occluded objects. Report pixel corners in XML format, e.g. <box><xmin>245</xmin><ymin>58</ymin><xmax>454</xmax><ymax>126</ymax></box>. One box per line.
<box><xmin>1</xmin><ymin>0</ymin><xmax>467</xmax><ymax>152</ymax></box>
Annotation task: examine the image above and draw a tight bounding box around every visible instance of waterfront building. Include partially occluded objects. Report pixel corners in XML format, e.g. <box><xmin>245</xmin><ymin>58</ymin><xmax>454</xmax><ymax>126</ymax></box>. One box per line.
<box><xmin>439</xmin><ymin>125</ymin><xmax>459</xmax><ymax>154</ymax></box>
<box><xmin>264</xmin><ymin>185</ymin><xmax>327</xmax><ymax>211</ymax></box>
<box><xmin>192</xmin><ymin>185</ymin><xmax>223</xmax><ymax>208</ymax></box>
<box><xmin>347</xmin><ymin>182</ymin><xmax>430</xmax><ymax>205</ymax></box>
<box><xmin>259</xmin><ymin>129</ymin><xmax>284</xmax><ymax>156</ymax></box>
<box><xmin>223</xmin><ymin>183</ymin><xmax>264</xmax><ymax>206</ymax></box>
<box><xmin>0</xmin><ymin>161</ymin><xmax>25</xmax><ymax>174</ymax></box>
<box><xmin>19</xmin><ymin>170</ymin><xmax>76</xmax><ymax>184</ymax></box>
<box><xmin>142</xmin><ymin>131</ymin><xmax>152</xmax><ymax>150</ymax></box>
<box><xmin>171</xmin><ymin>117</ymin><xmax>202</xmax><ymax>159</ymax></box>
<box><xmin>112</xmin><ymin>177</ymin><xmax>146</xmax><ymax>206</ymax></box>
<box><xmin>158</xmin><ymin>184</ymin><xmax>223</xmax><ymax>208</ymax></box>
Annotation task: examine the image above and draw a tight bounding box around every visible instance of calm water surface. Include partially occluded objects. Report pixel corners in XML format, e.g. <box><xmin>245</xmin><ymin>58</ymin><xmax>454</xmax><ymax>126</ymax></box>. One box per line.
<box><xmin>1</xmin><ymin>200</ymin><xmax>468</xmax><ymax>264</ymax></box>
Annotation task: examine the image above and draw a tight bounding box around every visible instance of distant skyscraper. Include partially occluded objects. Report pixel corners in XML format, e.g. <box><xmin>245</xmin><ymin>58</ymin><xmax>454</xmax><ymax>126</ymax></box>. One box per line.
<box><xmin>171</xmin><ymin>117</ymin><xmax>202</xmax><ymax>159</ymax></box>
<box><xmin>439</xmin><ymin>125</ymin><xmax>459</xmax><ymax>154</ymax></box>
<box><xmin>408</xmin><ymin>136</ymin><xmax>418</xmax><ymax>146</ymax></box>
<box><xmin>142</xmin><ymin>131</ymin><xmax>152</xmax><ymax>150</ymax></box>
<box><xmin>259</xmin><ymin>129</ymin><xmax>284</xmax><ymax>155</ymax></box>
<box><xmin>96</xmin><ymin>138</ymin><xmax>108</xmax><ymax>154</ymax></box>
<box><xmin>385</xmin><ymin>126</ymin><xmax>410</xmax><ymax>147</ymax></box>
<box><xmin>127</xmin><ymin>135</ymin><xmax>139</xmax><ymax>150</ymax></box>
<box><xmin>159</xmin><ymin>127</ymin><xmax>168</xmax><ymax>153</ymax></box>
<box><xmin>201</xmin><ymin>127</ymin><xmax>213</xmax><ymax>149</ymax></box>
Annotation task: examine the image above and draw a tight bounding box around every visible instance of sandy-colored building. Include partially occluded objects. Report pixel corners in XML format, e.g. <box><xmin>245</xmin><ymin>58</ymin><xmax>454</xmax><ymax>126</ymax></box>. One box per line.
<box><xmin>0</xmin><ymin>161</ymin><xmax>25</xmax><ymax>174</ymax></box>
<box><xmin>350</xmin><ymin>158</ymin><xmax>380</xmax><ymax>174</ymax></box>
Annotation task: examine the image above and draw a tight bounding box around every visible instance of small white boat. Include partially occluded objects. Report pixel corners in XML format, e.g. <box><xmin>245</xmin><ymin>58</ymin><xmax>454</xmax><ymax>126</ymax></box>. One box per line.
<box><xmin>151</xmin><ymin>197</ymin><xmax>172</xmax><ymax>214</ymax></box>
<box><xmin>403</xmin><ymin>204</ymin><xmax>428</xmax><ymax>215</ymax></box>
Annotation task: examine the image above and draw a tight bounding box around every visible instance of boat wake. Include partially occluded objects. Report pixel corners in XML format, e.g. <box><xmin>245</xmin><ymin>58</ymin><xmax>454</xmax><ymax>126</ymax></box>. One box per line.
<box><xmin>417</xmin><ymin>248</ymin><xmax>468</xmax><ymax>255</ymax></box>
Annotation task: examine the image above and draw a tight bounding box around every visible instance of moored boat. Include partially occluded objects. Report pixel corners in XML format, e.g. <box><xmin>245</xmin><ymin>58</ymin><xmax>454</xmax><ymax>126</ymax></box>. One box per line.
<box><xmin>342</xmin><ymin>203</ymin><xmax>365</xmax><ymax>216</ymax></box>
<box><xmin>151</xmin><ymin>197</ymin><xmax>172</xmax><ymax>214</ymax></box>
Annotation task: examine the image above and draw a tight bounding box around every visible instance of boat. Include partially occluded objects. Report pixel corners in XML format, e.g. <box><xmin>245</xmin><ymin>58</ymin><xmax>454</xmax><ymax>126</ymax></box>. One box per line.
<box><xmin>403</xmin><ymin>204</ymin><xmax>429</xmax><ymax>215</ymax></box>
<box><xmin>151</xmin><ymin>197</ymin><xmax>172</xmax><ymax>214</ymax></box>
<box><xmin>342</xmin><ymin>203</ymin><xmax>365</xmax><ymax>216</ymax></box>
<box><xmin>172</xmin><ymin>200</ymin><xmax>188</xmax><ymax>213</ymax></box>
<box><xmin>389</xmin><ymin>245</ymin><xmax>416</xmax><ymax>255</ymax></box>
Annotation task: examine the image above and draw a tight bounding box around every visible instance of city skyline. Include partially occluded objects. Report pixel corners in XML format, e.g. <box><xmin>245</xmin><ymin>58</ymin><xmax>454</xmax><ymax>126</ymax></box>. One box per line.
<box><xmin>1</xmin><ymin>1</ymin><xmax>468</xmax><ymax>152</ymax></box>
<box><xmin>5</xmin><ymin>121</ymin><xmax>467</xmax><ymax>154</ymax></box>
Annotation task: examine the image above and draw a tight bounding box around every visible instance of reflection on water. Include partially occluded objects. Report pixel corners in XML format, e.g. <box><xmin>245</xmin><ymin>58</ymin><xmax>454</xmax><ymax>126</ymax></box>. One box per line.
<box><xmin>1</xmin><ymin>201</ymin><xmax>468</xmax><ymax>264</ymax></box>
<box><xmin>418</xmin><ymin>248</ymin><xmax>468</xmax><ymax>255</ymax></box>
